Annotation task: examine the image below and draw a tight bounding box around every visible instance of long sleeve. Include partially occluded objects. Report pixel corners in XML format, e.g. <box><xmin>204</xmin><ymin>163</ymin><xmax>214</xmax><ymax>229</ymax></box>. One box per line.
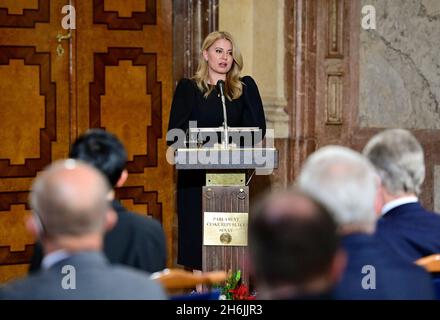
<box><xmin>167</xmin><ymin>78</ymin><xmax>197</xmax><ymax>146</ymax></box>
<box><xmin>240</xmin><ymin>76</ymin><xmax>266</xmax><ymax>140</ymax></box>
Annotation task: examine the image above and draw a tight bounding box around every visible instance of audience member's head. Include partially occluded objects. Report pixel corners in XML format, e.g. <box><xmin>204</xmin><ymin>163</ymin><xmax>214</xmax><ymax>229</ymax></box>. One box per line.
<box><xmin>69</xmin><ymin>129</ymin><xmax>127</xmax><ymax>188</ymax></box>
<box><xmin>363</xmin><ymin>129</ymin><xmax>425</xmax><ymax>198</ymax></box>
<box><xmin>297</xmin><ymin>146</ymin><xmax>380</xmax><ymax>234</ymax></box>
<box><xmin>249</xmin><ymin>189</ymin><xmax>345</xmax><ymax>299</ymax></box>
<box><xmin>28</xmin><ymin>159</ymin><xmax>116</xmax><ymax>252</ymax></box>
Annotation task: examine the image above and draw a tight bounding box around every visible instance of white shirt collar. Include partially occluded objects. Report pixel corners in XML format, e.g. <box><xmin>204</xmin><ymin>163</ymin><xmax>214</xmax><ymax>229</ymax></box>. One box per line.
<box><xmin>41</xmin><ymin>250</ymin><xmax>70</xmax><ymax>270</ymax></box>
<box><xmin>381</xmin><ymin>196</ymin><xmax>419</xmax><ymax>216</ymax></box>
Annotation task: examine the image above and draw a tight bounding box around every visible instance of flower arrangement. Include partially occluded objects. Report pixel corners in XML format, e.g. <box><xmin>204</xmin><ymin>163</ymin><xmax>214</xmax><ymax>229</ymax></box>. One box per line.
<box><xmin>218</xmin><ymin>270</ymin><xmax>256</xmax><ymax>300</ymax></box>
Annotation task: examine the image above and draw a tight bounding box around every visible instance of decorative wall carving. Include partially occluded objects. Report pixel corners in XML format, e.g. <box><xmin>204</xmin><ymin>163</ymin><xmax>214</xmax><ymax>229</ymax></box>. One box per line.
<box><xmin>323</xmin><ymin>0</ymin><xmax>345</xmax><ymax>127</ymax></box>
<box><xmin>0</xmin><ymin>245</ymin><xmax>34</xmax><ymax>266</ymax></box>
<box><xmin>0</xmin><ymin>46</ymin><xmax>56</xmax><ymax>177</ymax></box>
<box><xmin>93</xmin><ymin>0</ymin><xmax>156</xmax><ymax>30</ymax></box>
<box><xmin>327</xmin><ymin>0</ymin><xmax>344</xmax><ymax>58</ymax></box>
<box><xmin>0</xmin><ymin>191</ymin><xmax>33</xmax><ymax>266</ymax></box>
<box><xmin>0</xmin><ymin>59</ymin><xmax>45</xmax><ymax>165</ymax></box>
<box><xmin>326</xmin><ymin>73</ymin><xmax>343</xmax><ymax>124</ymax></box>
<box><xmin>115</xmin><ymin>186</ymin><xmax>162</xmax><ymax>223</ymax></box>
<box><xmin>0</xmin><ymin>0</ymin><xmax>49</xmax><ymax>28</ymax></box>
<box><xmin>0</xmin><ymin>191</ymin><xmax>30</xmax><ymax>211</ymax></box>
<box><xmin>89</xmin><ymin>48</ymin><xmax>162</xmax><ymax>172</ymax></box>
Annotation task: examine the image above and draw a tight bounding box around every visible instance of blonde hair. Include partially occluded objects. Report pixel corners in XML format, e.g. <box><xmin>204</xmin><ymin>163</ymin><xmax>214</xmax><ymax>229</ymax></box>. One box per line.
<box><xmin>193</xmin><ymin>31</ymin><xmax>243</xmax><ymax>100</ymax></box>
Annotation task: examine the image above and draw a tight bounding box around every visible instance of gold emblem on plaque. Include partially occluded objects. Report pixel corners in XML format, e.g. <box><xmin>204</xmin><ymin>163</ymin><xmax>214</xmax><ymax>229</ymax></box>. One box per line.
<box><xmin>220</xmin><ymin>233</ymin><xmax>232</xmax><ymax>244</ymax></box>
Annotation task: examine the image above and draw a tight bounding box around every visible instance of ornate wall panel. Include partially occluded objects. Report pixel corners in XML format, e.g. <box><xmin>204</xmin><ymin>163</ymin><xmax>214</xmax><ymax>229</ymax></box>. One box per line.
<box><xmin>313</xmin><ymin>0</ymin><xmax>353</xmax><ymax>149</ymax></box>
<box><xmin>327</xmin><ymin>0</ymin><xmax>344</xmax><ymax>58</ymax></box>
<box><xmin>0</xmin><ymin>47</ymin><xmax>56</xmax><ymax>177</ymax></box>
<box><xmin>321</xmin><ymin>0</ymin><xmax>346</xmax><ymax>128</ymax></box>
<box><xmin>325</xmin><ymin>73</ymin><xmax>343</xmax><ymax>125</ymax></box>
<box><xmin>0</xmin><ymin>0</ymin><xmax>49</xmax><ymax>28</ymax></box>
<box><xmin>282</xmin><ymin>0</ymin><xmax>354</xmax><ymax>186</ymax></box>
<box><xmin>0</xmin><ymin>0</ymin><xmax>70</xmax><ymax>282</ymax></box>
<box><xmin>76</xmin><ymin>0</ymin><xmax>173</xmax><ymax>266</ymax></box>
<box><xmin>90</xmin><ymin>48</ymin><xmax>162</xmax><ymax>171</ymax></box>
<box><xmin>93</xmin><ymin>0</ymin><xmax>156</xmax><ymax>30</ymax></box>
<box><xmin>115</xmin><ymin>187</ymin><xmax>162</xmax><ymax>223</ymax></box>
<box><xmin>0</xmin><ymin>0</ymin><xmax>173</xmax><ymax>282</ymax></box>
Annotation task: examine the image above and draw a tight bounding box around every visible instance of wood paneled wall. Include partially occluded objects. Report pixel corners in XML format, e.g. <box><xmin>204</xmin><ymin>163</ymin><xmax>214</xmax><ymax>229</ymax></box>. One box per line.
<box><xmin>0</xmin><ymin>0</ymin><xmax>174</xmax><ymax>282</ymax></box>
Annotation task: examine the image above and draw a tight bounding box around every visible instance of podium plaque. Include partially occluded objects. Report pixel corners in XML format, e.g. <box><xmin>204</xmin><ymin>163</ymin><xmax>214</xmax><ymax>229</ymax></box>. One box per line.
<box><xmin>203</xmin><ymin>211</ymin><xmax>248</xmax><ymax>246</ymax></box>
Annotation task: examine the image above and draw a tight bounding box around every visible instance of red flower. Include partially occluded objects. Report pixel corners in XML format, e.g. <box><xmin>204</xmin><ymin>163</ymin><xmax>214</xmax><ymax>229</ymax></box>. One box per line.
<box><xmin>229</xmin><ymin>284</ymin><xmax>256</xmax><ymax>300</ymax></box>
<box><xmin>219</xmin><ymin>270</ymin><xmax>257</xmax><ymax>300</ymax></box>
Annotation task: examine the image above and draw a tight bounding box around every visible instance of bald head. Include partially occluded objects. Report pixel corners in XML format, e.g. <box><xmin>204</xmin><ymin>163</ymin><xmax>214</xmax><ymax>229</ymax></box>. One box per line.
<box><xmin>30</xmin><ymin>159</ymin><xmax>112</xmax><ymax>237</ymax></box>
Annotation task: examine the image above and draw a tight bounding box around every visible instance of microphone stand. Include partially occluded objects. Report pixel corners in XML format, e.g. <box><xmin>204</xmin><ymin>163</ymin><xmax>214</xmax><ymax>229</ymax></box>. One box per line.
<box><xmin>217</xmin><ymin>80</ymin><xmax>229</xmax><ymax>150</ymax></box>
<box><xmin>221</xmin><ymin>95</ymin><xmax>229</xmax><ymax>150</ymax></box>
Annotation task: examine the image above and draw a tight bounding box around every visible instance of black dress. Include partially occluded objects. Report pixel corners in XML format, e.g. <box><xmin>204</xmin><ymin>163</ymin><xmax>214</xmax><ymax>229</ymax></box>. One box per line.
<box><xmin>167</xmin><ymin>76</ymin><xmax>266</xmax><ymax>269</ymax></box>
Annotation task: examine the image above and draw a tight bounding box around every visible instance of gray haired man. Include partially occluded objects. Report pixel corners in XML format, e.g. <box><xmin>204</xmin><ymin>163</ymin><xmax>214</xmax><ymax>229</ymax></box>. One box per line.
<box><xmin>297</xmin><ymin>145</ymin><xmax>434</xmax><ymax>299</ymax></box>
<box><xmin>363</xmin><ymin>129</ymin><xmax>440</xmax><ymax>262</ymax></box>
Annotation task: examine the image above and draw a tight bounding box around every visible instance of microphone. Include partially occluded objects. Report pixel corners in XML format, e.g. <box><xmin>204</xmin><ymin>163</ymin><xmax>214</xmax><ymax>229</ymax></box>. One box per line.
<box><xmin>217</xmin><ymin>80</ymin><xmax>225</xmax><ymax>98</ymax></box>
<box><xmin>217</xmin><ymin>80</ymin><xmax>229</xmax><ymax>149</ymax></box>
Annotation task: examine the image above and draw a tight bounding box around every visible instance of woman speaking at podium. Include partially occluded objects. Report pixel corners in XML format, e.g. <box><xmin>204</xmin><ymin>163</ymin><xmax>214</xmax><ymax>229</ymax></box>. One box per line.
<box><xmin>167</xmin><ymin>31</ymin><xmax>266</xmax><ymax>270</ymax></box>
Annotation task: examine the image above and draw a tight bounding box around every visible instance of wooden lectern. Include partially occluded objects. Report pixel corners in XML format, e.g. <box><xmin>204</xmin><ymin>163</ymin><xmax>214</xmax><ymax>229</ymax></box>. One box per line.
<box><xmin>175</xmin><ymin>146</ymin><xmax>278</xmax><ymax>286</ymax></box>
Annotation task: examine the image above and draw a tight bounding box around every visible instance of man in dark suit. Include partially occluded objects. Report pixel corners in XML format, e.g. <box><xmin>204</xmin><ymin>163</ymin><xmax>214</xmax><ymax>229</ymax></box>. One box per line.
<box><xmin>249</xmin><ymin>189</ymin><xmax>346</xmax><ymax>300</ymax></box>
<box><xmin>0</xmin><ymin>160</ymin><xmax>167</xmax><ymax>299</ymax></box>
<box><xmin>363</xmin><ymin>129</ymin><xmax>440</xmax><ymax>262</ymax></box>
<box><xmin>298</xmin><ymin>146</ymin><xmax>434</xmax><ymax>299</ymax></box>
<box><xmin>29</xmin><ymin>129</ymin><xmax>166</xmax><ymax>274</ymax></box>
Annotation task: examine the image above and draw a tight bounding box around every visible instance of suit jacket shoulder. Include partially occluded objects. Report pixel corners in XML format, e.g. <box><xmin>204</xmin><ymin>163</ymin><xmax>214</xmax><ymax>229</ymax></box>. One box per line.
<box><xmin>376</xmin><ymin>202</ymin><xmax>440</xmax><ymax>262</ymax></box>
<box><xmin>104</xmin><ymin>201</ymin><xmax>167</xmax><ymax>273</ymax></box>
<box><xmin>333</xmin><ymin>233</ymin><xmax>435</xmax><ymax>300</ymax></box>
<box><xmin>0</xmin><ymin>252</ymin><xmax>167</xmax><ymax>300</ymax></box>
